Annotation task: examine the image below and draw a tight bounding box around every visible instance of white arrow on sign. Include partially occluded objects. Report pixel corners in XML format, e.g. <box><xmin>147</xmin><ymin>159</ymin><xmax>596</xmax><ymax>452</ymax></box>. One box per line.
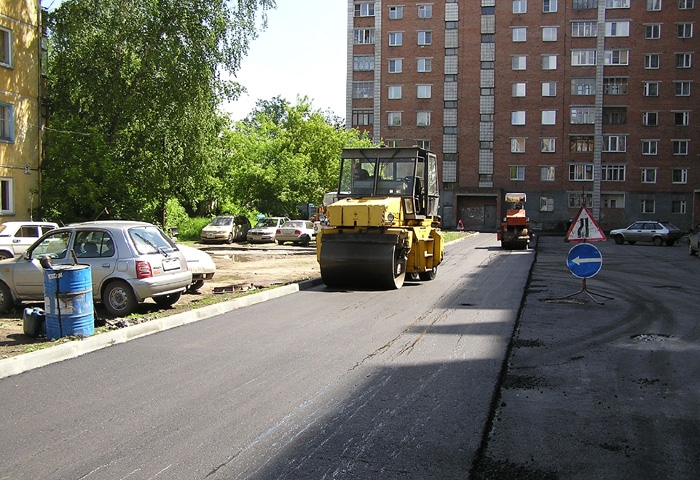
<box><xmin>572</xmin><ymin>256</ymin><xmax>602</xmax><ymax>265</ymax></box>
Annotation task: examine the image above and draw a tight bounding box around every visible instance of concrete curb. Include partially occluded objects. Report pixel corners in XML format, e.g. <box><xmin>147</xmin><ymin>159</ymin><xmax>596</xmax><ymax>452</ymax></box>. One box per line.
<box><xmin>0</xmin><ymin>278</ymin><xmax>324</xmax><ymax>380</ymax></box>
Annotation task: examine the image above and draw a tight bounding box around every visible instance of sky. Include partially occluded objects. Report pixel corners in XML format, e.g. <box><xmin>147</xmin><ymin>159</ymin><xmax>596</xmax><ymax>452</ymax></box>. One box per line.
<box><xmin>41</xmin><ymin>0</ymin><xmax>348</xmax><ymax>121</ymax></box>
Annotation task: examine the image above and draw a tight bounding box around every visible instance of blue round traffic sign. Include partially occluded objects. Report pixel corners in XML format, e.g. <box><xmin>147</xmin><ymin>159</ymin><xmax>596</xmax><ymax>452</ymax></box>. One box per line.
<box><xmin>567</xmin><ymin>243</ymin><xmax>603</xmax><ymax>279</ymax></box>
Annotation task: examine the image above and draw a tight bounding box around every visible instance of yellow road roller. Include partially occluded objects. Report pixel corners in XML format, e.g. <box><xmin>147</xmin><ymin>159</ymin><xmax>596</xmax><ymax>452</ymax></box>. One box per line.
<box><xmin>317</xmin><ymin>147</ymin><xmax>444</xmax><ymax>289</ymax></box>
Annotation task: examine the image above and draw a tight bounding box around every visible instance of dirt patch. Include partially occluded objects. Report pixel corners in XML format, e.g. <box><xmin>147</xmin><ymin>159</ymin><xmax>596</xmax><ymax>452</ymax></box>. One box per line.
<box><xmin>0</xmin><ymin>246</ymin><xmax>320</xmax><ymax>360</ymax></box>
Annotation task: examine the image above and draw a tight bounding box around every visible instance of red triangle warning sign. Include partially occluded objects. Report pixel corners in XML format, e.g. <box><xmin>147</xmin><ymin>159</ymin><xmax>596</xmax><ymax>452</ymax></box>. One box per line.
<box><xmin>566</xmin><ymin>206</ymin><xmax>606</xmax><ymax>242</ymax></box>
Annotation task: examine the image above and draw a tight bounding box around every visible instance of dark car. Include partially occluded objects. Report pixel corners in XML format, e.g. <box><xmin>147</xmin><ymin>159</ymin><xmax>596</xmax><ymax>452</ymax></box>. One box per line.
<box><xmin>610</xmin><ymin>221</ymin><xmax>683</xmax><ymax>246</ymax></box>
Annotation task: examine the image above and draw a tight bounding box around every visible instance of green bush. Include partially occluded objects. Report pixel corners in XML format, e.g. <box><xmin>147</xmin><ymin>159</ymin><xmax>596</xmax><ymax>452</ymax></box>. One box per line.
<box><xmin>175</xmin><ymin>217</ymin><xmax>212</xmax><ymax>242</ymax></box>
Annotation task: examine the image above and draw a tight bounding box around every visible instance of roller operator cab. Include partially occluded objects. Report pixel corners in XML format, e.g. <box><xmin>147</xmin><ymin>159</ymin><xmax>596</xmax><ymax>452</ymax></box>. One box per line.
<box><xmin>316</xmin><ymin>147</ymin><xmax>444</xmax><ymax>289</ymax></box>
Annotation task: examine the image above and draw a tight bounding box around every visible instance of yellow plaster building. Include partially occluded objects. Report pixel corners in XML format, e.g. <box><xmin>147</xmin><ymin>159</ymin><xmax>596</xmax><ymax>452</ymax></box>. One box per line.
<box><xmin>0</xmin><ymin>0</ymin><xmax>45</xmax><ymax>221</ymax></box>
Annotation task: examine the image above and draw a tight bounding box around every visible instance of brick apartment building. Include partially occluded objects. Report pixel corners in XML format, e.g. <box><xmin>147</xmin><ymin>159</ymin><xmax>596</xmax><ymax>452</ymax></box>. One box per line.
<box><xmin>346</xmin><ymin>0</ymin><xmax>699</xmax><ymax>232</ymax></box>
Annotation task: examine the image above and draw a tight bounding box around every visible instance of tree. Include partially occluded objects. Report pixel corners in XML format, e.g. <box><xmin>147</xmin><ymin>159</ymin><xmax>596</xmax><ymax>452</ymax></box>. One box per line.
<box><xmin>223</xmin><ymin>97</ymin><xmax>372</xmax><ymax>217</ymax></box>
<box><xmin>41</xmin><ymin>0</ymin><xmax>275</xmax><ymax>226</ymax></box>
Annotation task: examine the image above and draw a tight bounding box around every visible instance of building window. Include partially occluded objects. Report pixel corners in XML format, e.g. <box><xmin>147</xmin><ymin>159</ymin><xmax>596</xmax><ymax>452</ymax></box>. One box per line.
<box><xmin>642</xmin><ymin>111</ymin><xmax>658</xmax><ymax>126</ymax></box>
<box><xmin>603</xmin><ymin>107</ymin><xmax>627</xmax><ymax>125</ymax></box>
<box><xmin>607</xmin><ymin>0</ymin><xmax>630</xmax><ymax>6</ymax></box>
<box><xmin>510</xmin><ymin>166</ymin><xmax>525</xmax><ymax>181</ymax></box>
<box><xmin>644</xmin><ymin>54</ymin><xmax>660</xmax><ymax>69</ymax></box>
<box><xmin>416</xmin><ymin>111</ymin><xmax>431</xmax><ymax>126</ymax></box>
<box><xmin>417</xmin><ymin>58</ymin><xmax>432</xmax><ymax>72</ymax></box>
<box><xmin>606</xmin><ymin>21</ymin><xmax>630</xmax><ymax>37</ymax></box>
<box><xmin>0</xmin><ymin>103</ymin><xmax>13</xmax><ymax>142</ymax></box>
<box><xmin>604</xmin><ymin>50</ymin><xmax>629</xmax><ymax>65</ymax></box>
<box><xmin>542</xmin><ymin>110</ymin><xmax>556</xmax><ymax>125</ymax></box>
<box><xmin>604</xmin><ymin>77</ymin><xmax>628</xmax><ymax>94</ymax></box>
<box><xmin>541</xmin><ymin>138</ymin><xmax>556</xmax><ymax>152</ymax></box>
<box><xmin>604</xmin><ymin>135</ymin><xmax>627</xmax><ymax>152</ymax></box>
<box><xmin>569</xmin><ymin>164</ymin><xmax>594</xmax><ymax>181</ymax></box>
<box><xmin>572</xmin><ymin>78</ymin><xmax>595</xmax><ymax>95</ymax></box>
<box><xmin>444</xmin><ymin>126</ymin><xmax>458</xmax><ymax>135</ymax></box>
<box><xmin>418</xmin><ymin>4</ymin><xmax>432</xmax><ymax>18</ymax></box>
<box><xmin>388</xmin><ymin>58</ymin><xmax>403</xmax><ymax>73</ymax></box>
<box><xmin>673</xmin><ymin>140</ymin><xmax>689</xmax><ymax>155</ymax></box>
<box><xmin>513</xmin><ymin>0</ymin><xmax>528</xmax><ymax>13</ymax></box>
<box><xmin>542</xmin><ymin>82</ymin><xmax>556</xmax><ymax>96</ymax></box>
<box><xmin>645</xmin><ymin>24</ymin><xmax>661</xmax><ymax>39</ymax></box>
<box><xmin>644</xmin><ymin>82</ymin><xmax>660</xmax><ymax>96</ymax></box>
<box><xmin>445</xmin><ymin>74</ymin><xmax>458</xmax><ymax>82</ymax></box>
<box><xmin>542</xmin><ymin>27</ymin><xmax>558</xmax><ymax>41</ymax></box>
<box><xmin>512</xmin><ymin>82</ymin><xmax>526</xmax><ymax>97</ymax></box>
<box><xmin>679</xmin><ymin>0</ymin><xmax>694</xmax><ymax>9</ymax></box>
<box><xmin>512</xmin><ymin>55</ymin><xmax>527</xmax><ymax>70</ymax></box>
<box><xmin>0</xmin><ymin>27</ymin><xmax>11</xmax><ymax>67</ymax></box>
<box><xmin>672</xmin><ymin>168</ymin><xmax>688</xmax><ymax>184</ymax></box>
<box><xmin>569</xmin><ymin>193</ymin><xmax>593</xmax><ymax>208</ymax></box>
<box><xmin>543</xmin><ymin>0</ymin><xmax>558</xmax><ymax>12</ymax></box>
<box><xmin>602</xmin><ymin>194</ymin><xmax>626</xmax><ymax>208</ymax></box>
<box><xmin>352</xmin><ymin>110</ymin><xmax>373</xmax><ymax>126</ymax></box>
<box><xmin>388</xmin><ymin>85</ymin><xmax>402</xmax><ymax>99</ymax></box>
<box><xmin>572</xmin><ymin>21</ymin><xmax>597</xmax><ymax>37</ymax></box>
<box><xmin>388</xmin><ymin>112</ymin><xmax>402</xmax><ymax>126</ymax></box>
<box><xmin>540</xmin><ymin>197</ymin><xmax>554</xmax><ymax>211</ymax></box>
<box><xmin>446</xmin><ymin>48</ymin><xmax>458</xmax><ymax>56</ymax></box>
<box><xmin>0</xmin><ymin>178</ymin><xmax>14</xmax><ymax>214</ymax></box>
<box><xmin>446</xmin><ymin>22</ymin><xmax>458</xmax><ymax>30</ymax></box>
<box><xmin>570</xmin><ymin>136</ymin><xmax>595</xmax><ymax>152</ymax></box>
<box><xmin>389</xmin><ymin>32</ymin><xmax>403</xmax><ymax>46</ymax></box>
<box><xmin>417</xmin><ymin>84</ymin><xmax>432</xmax><ymax>98</ymax></box>
<box><xmin>354</xmin><ymin>3</ymin><xmax>375</xmax><ymax>16</ymax></box>
<box><xmin>512</xmin><ymin>27</ymin><xmax>527</xmax><ymax>42</ymax></box>
<box><xmin>571</xmin><ymin>107</ymin><xmax>595</xmax><ymax>124</ymax></box>
<box><xmin>602</xmin><ymin>164</ymin><xmax>626</xmax><ymax>181</ymax></box>
<box><xmin>417</xmin><ymin>31</ymin><xmax>432</xmax><ymax>45</ymax></box>
<box><xmin>641</xmin><ymin>200</ymin><xmax>656</xmax><ymax>214</ymax></box>
<box><xmin>674</xmin><ymin>111</ymin><xmax>690</xmax><ymax>126</ymax></box>
<box><xmin>511</xmin><ymin>111</ymin><xmax>526</xmax><ymax>125</ymax></box>
<box><xmin>647</xmin><ymin>0</ymin><xmax>662</xmax><ymax>9</ymax></box>
<box><xmin>541</xmin><ymin>167</ymin><xmax>556</xmax><ymax>182</ymax></box>
<box><xmin>542</xmin><ymin>55</ymin><xmax>557</xmax><ymax>70</ymax></box>
<box><xmin>676</xmin><ymin>53</ymin><xmax>692</xmax><ymax>68</ymax></box>
<box><xmin>389</xmin><ymin>6</ymin><xmax>403</xmax><ymax>19</ymax></box>
<box><xmin>675</xmin><ymin>81</ymin><xmax>691</xmax><ymax>96</ymax></box>
<box><xmin>511</xmin><ymin>138</ymin><xmax>526</xmax><ymax>153</ymax></box>
<box><xmin>354</xmin><ymin>28</ymin><xmax>375</xmax><ymax>44</ymax></box>
<box><xmin>641</xmin><ymin>168</ymin><xmax>657</xmax><ymax>183</ymax></box>
<box><xmin>671</xmin><ymin>200</ymin><xmax>687</xmax><ymax>214</ymax></box>
<box><xmin>573</xmin><ymin>0</ymin><xmax>598</xmax><ymax>8</ymax></box>
<box><xmin>415</xmin><ymin>139</ymin><xmax>430</xmax><ymax>150</ymax></box>
<box><xmin>352</xmin><ymin>82</ymin><xmax>374</xmax><ymax>99</ymax></box>
<box><xmin>353</xmin><ymin>55</ymin><xmax>374</xmax><ymax>71</ymax></box>
<box><xmin>445</xmin><ymin>100</ymin><xmax>458</xmax><ymax>109</ymax></box>
<box><xmin>642</xmin><ymin>140</ymin><xmax>658</xmax><ymax>155</ymax></box>
<box><xmin>572</xmin><ymin>50</ymin><xmax>596</xmax><ymax>66</ymax></box>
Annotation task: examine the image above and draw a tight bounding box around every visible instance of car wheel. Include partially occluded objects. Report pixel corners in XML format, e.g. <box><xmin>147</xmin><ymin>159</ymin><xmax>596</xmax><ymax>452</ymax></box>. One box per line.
<box><xmin>226</xmin><ymin>233</ymin><xmax>234</xmax><ymax>244</ymax></box>
<box><xmin>652</xmin><ymin>236</ymin><xmax>663</xmax><ymax>247</ymax></box>
<box><xmin>187</xmin><ymin>280</ymin><xmax>205</xmax><ymax>293</ymax></box>
<box><xmin>0</xmin><ymin>282</ymin><xmax>15</xmax><ymax>314</ymax></box>
<box><xmin>300</xmin><ymin>235</ymin><xmax>310</xmax><ymax>247</ymax></box>
<box><xmin>614</xmin><ymin>235</ymin><xmax>625</xmax><ymax>245</ymax></box>
<box><xmin>103</xmin><ymin>280</ymin><xmax>138</xmax><ymax>317</ymax></box>
<box><xmin>0</xmin><ymin>251</ymin><xmax>13</xmax><ymax>260</ymax></box>
<box><xmin>153</xmin><ymin>291</ymin><xmax>181</xmax><ymax>308</ymax></box>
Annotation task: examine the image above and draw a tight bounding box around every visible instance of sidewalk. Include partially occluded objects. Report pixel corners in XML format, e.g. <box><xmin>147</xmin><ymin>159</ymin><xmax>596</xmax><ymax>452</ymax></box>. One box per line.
<box><xmin>475</xmin><ymin>235</ymin><xmax>700</xmax><ymax>479</ymax></box>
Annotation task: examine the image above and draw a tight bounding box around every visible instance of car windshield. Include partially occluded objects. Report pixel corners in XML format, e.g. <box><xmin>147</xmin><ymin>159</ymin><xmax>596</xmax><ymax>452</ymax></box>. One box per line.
<box><xmin>255</xmin><ymin>218</ymin><xmax>279</xmax><ymax>228</ymax></box>
<box><xmin>210</xmin><ymin>217</ymin><xmax>233</xmax><ymax>226</ymax></box>
<box><xmin>129</xmin><ymin>226</ymin><xmax>176</xmax><ymax>255</ymax></box>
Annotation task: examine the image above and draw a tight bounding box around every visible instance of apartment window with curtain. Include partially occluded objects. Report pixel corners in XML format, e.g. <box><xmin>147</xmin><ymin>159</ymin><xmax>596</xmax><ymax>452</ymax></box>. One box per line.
<box><xmin>644</xmin><ymin>54</ymin><xmax>660</xmax><ymax>69</ymax></box>
<box><xmin>543</xmin><ymin>0</ymin><xmax>558</xmax><ymax>12</ymax></box>
<box><xmin>510</xmin><ymin>166</ymin><xmax>525</xmax><ymax>181</ymax></box>
<box><xmin>0</xmin><ymin>178</ymin><xmax>14</xmax><ymax>214</ymax></box>
<box><xmin>0</xmin><ymin>27</ymin><xmax>12</xmax><ymax>67</ymax></box>
<box><xmin>389</xmin><ymin>6</ymin><xmax>403</xmax><ymax>19</ymax></box>
<box><xmin>0</xmin><ymin>103</ymin><xmax>13</xmax><ymax>142</ymax></box>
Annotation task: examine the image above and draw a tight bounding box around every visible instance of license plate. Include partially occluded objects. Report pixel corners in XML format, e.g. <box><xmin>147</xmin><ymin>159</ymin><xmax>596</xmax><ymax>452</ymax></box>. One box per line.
<box><xmin>162</xmin><ymin>257</ymin><xmax>180</xmax><ymax>271</ymax></box>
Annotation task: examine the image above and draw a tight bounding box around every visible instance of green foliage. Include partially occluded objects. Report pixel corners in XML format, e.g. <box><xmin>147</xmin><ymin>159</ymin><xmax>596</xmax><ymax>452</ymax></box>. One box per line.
<box><xmin>41</xmin><ymin>0</ymin><xmax>275</xmax><ymax>225</ymax></box>
<box><xmin>174</xmin><ymin>216</ymin><xmax>212</xmax><ymax>242</ymax></box>
<box><xmin>224</xmin><ymin>97</ymin><xmax>372</xmax><ymax>217</ymax></box>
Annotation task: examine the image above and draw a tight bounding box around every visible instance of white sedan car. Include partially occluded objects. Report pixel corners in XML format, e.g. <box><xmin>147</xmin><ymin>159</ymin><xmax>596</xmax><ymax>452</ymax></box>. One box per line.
<box><xmin>177</xmin><ymin>244</ymin><xmax>216</xmax><ymax>292</ymax></box>
<box><xmin>275</xmin><ymin>220</ymin><xmax>316</xmax><ymax>247</ymax></box>
<box><xmin>0</xmin><ymin>221</ymin><xmax>58</xmax><ymax>259</ymax></box>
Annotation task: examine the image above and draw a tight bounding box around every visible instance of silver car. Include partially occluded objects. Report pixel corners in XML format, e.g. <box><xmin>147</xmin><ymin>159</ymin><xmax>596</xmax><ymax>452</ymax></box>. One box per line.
<box><xmin>246</xmin><ymin>217</ymin><xmax>290</xmax><ymax>243</ymax></box>
<box><xmin>610</xmin><ymin>221</ymin><xmax>683</xmax><ymax>247</ymax></box>
<box><xmin>0</xmin><ymin>221</ymin><xmax>192</xmax><ymax>317</ymax></box>
<box><xmin>275</xmin><ymin>220</ymin><xmax>316</xmax><ymax>247</ymax></box>
<box><xmin>688</xmin><ymin>225</ymin><xmax>700</xmax><ymax>256</ymax></box>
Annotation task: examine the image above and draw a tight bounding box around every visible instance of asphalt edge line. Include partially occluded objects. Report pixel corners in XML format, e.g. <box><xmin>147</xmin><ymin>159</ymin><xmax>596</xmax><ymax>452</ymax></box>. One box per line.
<box><xmin>0</xmin><ymin>281</ymin><xmax>316</xmax><ymax>380</ymax></box>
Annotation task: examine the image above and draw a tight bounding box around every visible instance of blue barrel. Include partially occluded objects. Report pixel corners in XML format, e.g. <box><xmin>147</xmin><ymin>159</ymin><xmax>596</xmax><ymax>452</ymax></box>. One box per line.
<box><xmin>43</xmin><ymin>265</ymin><xmax>94</xmax><ymax>339</ymax></box>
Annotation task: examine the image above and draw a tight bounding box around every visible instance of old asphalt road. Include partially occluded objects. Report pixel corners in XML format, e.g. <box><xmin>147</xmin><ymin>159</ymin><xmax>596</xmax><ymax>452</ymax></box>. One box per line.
<box><xmin>474</xmin><ymin>234</ymin><xmax>700</xmax><ymax>479</ymax></box>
